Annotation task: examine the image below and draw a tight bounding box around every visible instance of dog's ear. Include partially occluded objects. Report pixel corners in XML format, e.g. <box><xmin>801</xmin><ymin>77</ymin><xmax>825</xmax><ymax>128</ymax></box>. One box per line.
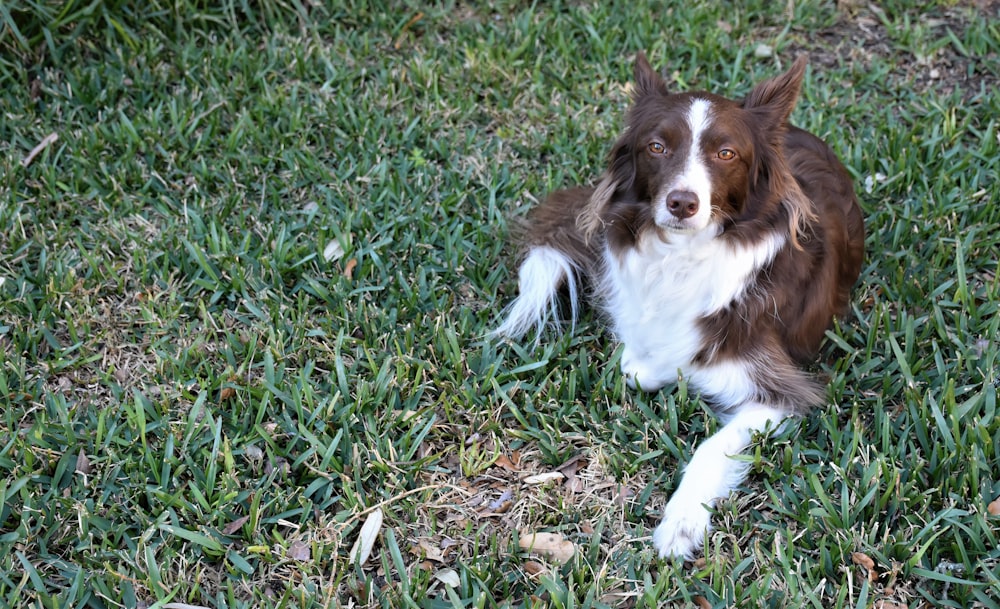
<box><xmin>578</xmin><ymin>138</ymin><xmax>634</xmax><ymax>241</ymax></box>
<box><xmin>577</xmin><ymin>175</ymin><xmax>614</xmax><ymax>240</ymax></box>
<box><xmin>633</xmin><ymin>52</ymin><xmax>667</xmax><ymax>97</ymax></box>
<box><xmin>743</xmin><ymin>57</ymin><xmax>816</xmax><ymax>248</ymax></box>
<box><xmin>743</xmin><ymin>55</ymin><xmax>807</xmax><ymax>126</ymax></box>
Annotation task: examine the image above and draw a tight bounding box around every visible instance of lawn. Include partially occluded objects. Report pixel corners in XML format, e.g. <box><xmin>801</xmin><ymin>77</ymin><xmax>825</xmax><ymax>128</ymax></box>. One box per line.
<box><xmin>1</xmin><ymin>0</ymin><xmax>999</xmax><ymax>607</ymax></box>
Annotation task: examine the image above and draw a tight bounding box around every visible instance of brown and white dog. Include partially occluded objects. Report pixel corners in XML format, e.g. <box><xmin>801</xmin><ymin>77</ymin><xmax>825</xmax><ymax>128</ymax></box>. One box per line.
<box><xmin>493</xmin><ymin>54</ymin><xmax>865</xmax><ymax>559</ymax></box>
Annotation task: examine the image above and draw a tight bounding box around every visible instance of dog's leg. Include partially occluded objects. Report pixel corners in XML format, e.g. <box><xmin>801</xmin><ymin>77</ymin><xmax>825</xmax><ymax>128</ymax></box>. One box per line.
<box><xmin>492</xmin><ymin>246</ymin><xmax>579</xmax><ymax>341</ymax></box>
<box><xmin>652</xmin><ymin>404</ymin><xmax>791</xmax><ymax>559</ymax></box>
<box><xmin>620</xmin><ymin>346</ymin><xmax>675</xmax><ymax>391</ymax></box>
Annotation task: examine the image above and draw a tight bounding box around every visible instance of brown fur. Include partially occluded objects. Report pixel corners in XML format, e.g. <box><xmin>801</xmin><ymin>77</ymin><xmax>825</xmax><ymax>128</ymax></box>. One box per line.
<box><xmin>516</xmin><ymin>54</ymin><xmax>864</xmax><ymax>415</ymax></box>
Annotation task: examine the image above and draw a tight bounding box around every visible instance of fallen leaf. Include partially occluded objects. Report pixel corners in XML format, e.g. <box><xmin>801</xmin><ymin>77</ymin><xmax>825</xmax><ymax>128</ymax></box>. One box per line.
<box><xmin>694</xmin><ymin>596</ymin><xmax>712</xmax><ymax>609</ymax></box>
<box><xmin>518</xmin><ymin>531</ymin><xmax>575</xmax><ymax>564</ymax></box>
<box><xmin>523</xmin><ymin>472</ymin><xmax>564</xmax><ymax>485</ymax></box>
<box><xmin>288</xmin><ymin>540</ymin><xmax>310</xmax><ymax>561</ymax></box>
<box><xmin>852</xmin><ymin>551</ymin><xmax>876</xmax><ymax>574</ymax></box>
<box><xmin>395</xmin><ymin>409</ymin><xmax>419</xmax><ymax>422</ymax></box>
<box><xmin>523</xmin><ymin>560</ymin><xmax>547</xmax><ymax>576</ymax></box>
<box><xmin>219</xmin><ymin>387</ymin><xmax>236</xmax><ymax>400</ymax></box>
<box><xmin>555</xmin><ymin>454</ymin><xmax>585</xmax><ymax>473</ymax></box>
<box><xmin>75</xmin><ymin>449</ymin><xmax>91</xmax><ymax>475</ymax></box>
<box><xmin>323</xmin><ymin>240</ymin><xmax>344</xmax><ymax>262</ymax></box>
<box><xmin>414</xmin><ymin>539</ymin><xmax>447</xmax><ymax>563</ymax></box>
<box><xmin>343</xmin><ymin>258</ymin><xmax>358</xmax><ymax>279</ymax></box>
<box><xmin>987</xmin><ymin>496</ymin><xmax>1000</xmax><ymax>516</ymax></box>
<box><xmin>494</xmin><ymin>454</ymin><xmax>520</xmax><ymax>473</ymax></box>
<box><xmin>558</xmin><ymin>457</ymin><xmax>582</xmax><ymax>479</ymax></box>
<box><xmin>433</xmin><ymin>568</ymin><xmax>460</xmax><ymax>588</ymax></box>
<box><xmin>864</xmin><ymin>172</ymin><xmax>888</xmax><ymax>194</ymax></box>
<box><xmin>559</xmin><ymin>457</ymin><xmax>582</xmax><ymax>492</ymax></box>
<box><xmin>874</xmin><ymin>602</ymin><xmax>908</xmax><ymax>609</ymax></box>
<box><xmin>349</xmin><ymin>508</ymin><xmax>383</xmax><ymax>567</ymax></box>
<box><xmin>223</xmin><ymin>515</ymin><xmax>250</xmax><ymax>536</ymax></box>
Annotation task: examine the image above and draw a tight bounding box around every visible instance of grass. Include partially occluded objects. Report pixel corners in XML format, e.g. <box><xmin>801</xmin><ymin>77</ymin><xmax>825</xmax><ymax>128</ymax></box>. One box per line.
<box><xmin>1</xmin><ymin>0</ymin><xmax>999</xmax><ymax>607</ymax></box>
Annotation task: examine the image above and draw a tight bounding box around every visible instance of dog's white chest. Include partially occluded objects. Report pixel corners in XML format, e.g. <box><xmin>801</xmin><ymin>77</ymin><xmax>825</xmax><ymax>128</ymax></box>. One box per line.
<box><xmin>602</xmin><ymin>230</ymin><xmax>785</xmax><ymax>389</ymax></box>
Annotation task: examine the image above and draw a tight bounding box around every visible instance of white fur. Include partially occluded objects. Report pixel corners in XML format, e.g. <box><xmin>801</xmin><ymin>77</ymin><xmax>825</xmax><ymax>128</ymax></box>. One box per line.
<box><xmin>600</xmin><ymin>213</ymin><xmax>789</xmax><ymax>559</ymax></box>
<box><xmin>652</xmin><ymin>404</ymin><xmax>790</xmax><ymax>559</ymax></box>
<box><xmin>492</xmin><ymin>246</ymin><xmax>578</xmax><ymax>341</ymax></box>
<box><xmin>653</xmin><ymin>98</ymin><xmax>714</xmax><ymax>232</ymax></box>
<box><xmin>606</xmin><ymin>227</ymin><xmax>786</xmax><ymax>391</ymax></box>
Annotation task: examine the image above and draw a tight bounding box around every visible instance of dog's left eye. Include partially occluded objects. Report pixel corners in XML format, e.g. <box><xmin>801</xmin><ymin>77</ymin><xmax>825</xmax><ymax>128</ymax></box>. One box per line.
<box><xmin>717</xmin><ymin>149</ymin><xmax>737</xmax><ymax>160</ymax></box>
<box><xmin>648</xmin><ymin>142</ymin><xmax>666</xmax><ymax>155</ymax></box>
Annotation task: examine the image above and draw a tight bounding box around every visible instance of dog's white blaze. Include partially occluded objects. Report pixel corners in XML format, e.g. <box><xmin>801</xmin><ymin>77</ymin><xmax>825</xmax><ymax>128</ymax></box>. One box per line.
<box><xmin>680</xmin><ymin>99</ymin><xmax>714</xmax><ymax>230</ymax></box>
<box><xmin>654</xmin><ymin>98</ymin><xmax>715</xmax><ymax>231</ymax></box>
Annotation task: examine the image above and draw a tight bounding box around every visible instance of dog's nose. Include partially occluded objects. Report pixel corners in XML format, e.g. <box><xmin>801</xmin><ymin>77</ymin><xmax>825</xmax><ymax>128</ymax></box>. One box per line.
<box><xmin>667</xmin><ymin>190</ymin><xmax>699</xmax><ymax>219</ymax></box>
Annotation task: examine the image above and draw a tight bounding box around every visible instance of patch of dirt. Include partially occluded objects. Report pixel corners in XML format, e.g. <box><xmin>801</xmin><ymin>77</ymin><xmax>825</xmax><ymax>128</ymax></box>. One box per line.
<box><xmin>788</xmin><ymin>2</ymin><xmax>999</xmax><ymax>101</ymax></box>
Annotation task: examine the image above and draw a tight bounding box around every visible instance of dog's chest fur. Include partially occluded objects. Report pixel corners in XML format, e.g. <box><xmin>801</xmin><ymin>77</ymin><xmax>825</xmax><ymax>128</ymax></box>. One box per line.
<box><xmin>602</xmin><ymin>229</ymin><xmax>786</xmax><ymax>386</ymax></box>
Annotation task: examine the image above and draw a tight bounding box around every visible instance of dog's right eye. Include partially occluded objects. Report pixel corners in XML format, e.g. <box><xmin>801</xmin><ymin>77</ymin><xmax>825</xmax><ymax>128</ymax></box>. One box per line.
<box><xmin>648</xmin><ymin>142</ymin><xmax>666</xmax><ymax>155</ymax></box>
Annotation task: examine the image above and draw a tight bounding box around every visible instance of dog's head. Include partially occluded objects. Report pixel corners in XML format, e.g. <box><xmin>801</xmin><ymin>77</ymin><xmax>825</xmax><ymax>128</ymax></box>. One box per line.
<box><xmin>578</xmin><ymin>53</ymin><xmax>813</xmax><ymax>245</ymax></box>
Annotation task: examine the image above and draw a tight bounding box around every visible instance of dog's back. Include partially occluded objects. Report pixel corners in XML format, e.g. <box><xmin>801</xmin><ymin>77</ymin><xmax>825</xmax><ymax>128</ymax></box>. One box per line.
<box><xmin>772</xmin><ymin>126</ymin><xmax>866</xmax><ymax>360</ymax></box>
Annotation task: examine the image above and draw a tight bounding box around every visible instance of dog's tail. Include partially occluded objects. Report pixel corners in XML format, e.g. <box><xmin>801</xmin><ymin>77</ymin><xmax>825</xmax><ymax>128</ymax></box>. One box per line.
<box><xmin>491</xmin><ymin>245</ymin><xmax>580</xmax><ymax>342</ymax></box>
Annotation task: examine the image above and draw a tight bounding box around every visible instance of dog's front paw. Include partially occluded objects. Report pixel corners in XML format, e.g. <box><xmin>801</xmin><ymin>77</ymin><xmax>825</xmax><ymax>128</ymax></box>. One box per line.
<box><xmin>621</xmin><ymin>348</ymin><xmax>668</xmax><ymax>391</ymax></box>
<box><xmin>651</xmin><ymin>493</ymin><xmax>712</xmax><ymax>560</ymax></box>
